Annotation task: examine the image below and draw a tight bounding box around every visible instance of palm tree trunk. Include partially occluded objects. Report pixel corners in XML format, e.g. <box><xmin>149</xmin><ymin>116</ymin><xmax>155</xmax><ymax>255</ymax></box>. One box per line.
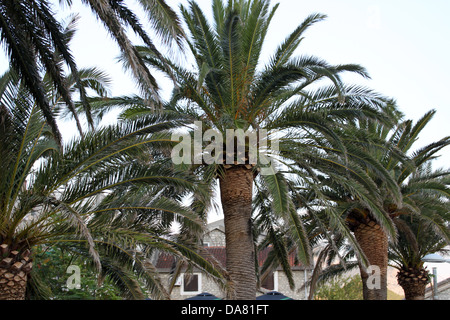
<box><xmin>397</xmin><ymin>267</ymin><xmax>429</xmax><ymax>300</ymax></box>
<box><xmin>0</xmin><ymin>270</ymin><xmax>28</xmax><ymax>300</ymax></box>
<box><xmin>219</xmin><ymin>166</ymin><xmax>256</xmax><ymax>300</ymax></box>
<box><xmin>0</xmin><ymin>246</ymin><xmax>32</xmax><ymax>300</ymax></box>
<box><xmin>353</xmin><ymin>220</ymin><xmax>388</xmax><ymax>300</ymax></box>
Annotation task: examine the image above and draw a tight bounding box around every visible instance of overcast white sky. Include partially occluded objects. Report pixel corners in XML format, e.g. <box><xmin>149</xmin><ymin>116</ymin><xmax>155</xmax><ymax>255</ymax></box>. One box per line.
<box><xmin>1</xmin><ymin>0</ymin><xmax>449</xmax><ymax>169</ymax></box>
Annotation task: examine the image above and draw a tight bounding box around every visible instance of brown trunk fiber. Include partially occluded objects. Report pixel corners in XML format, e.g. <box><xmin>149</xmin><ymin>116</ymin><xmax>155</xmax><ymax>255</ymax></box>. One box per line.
<box><xmin>0</xmin><ymin>270</ymin><xmax>28</xmax><ymax>300</ymax></box>
<box><xmin>0</xmin><ymin>246</ymin><xmax>32</xmax><ymax>300</ymax></box>
<box><xmin>353</xmin><ymin>220</ymin><xmax>388</xmax><ymax>300</ymax></box>
<box><xmin>220</xmin><ymin>166</ymin><xmax>256</xmax><ymax>300</ymax></box>
<box><xmin>397</xmin><ymin>268</ymin><xmax>429</xmax><ymax>300</ymax></box>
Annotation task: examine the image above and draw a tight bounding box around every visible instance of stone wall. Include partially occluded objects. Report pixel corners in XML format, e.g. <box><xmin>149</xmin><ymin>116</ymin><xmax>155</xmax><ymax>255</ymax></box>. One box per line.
<box><xmin>159</xmin><ymin>272</ymin><xmax>224</xmax><ymax>300</ymax></box>
<box><xmin>203</xmin><ymin>229</ymin><xmax>226</xmax><ymax>247</ymax></box>
<box><xmin>158</xmin><ymin>269</ymin><xmax>311</xmax><ymax>300</ymax></box>
<box><xmin>276</xmin><ymin>270</ymin><xmax>311</xmax><ymax>300</ymax></box>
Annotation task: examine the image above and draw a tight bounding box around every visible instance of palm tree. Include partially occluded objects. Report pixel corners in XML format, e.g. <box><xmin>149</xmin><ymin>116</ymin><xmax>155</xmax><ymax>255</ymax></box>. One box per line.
<box><xmin>0</xmin><ymin>0</ymin><xmax>183</xmax><ymax>143</ymax></box>
<box><xmin>254</xmin><ymin>172</ymin><xmax>380</xmax><ymax>300</ymax></box>
<box><xmin>320</xmin><ymin>110</ymin><xmax>450</xmax><ymax>299</ymax></box>
<box><xmin>390</xmin><ymin>163</ymin><xmax>450</xmax><ymax>300</ymax></box>
<box><xmin>0</xmin><ymin>69</ymin><xmax>225</xmax><ymax>300</ymax></box>
<box><xmin>391</xmin><ymin>220</ymin><xmax>448</xmax><ymax>300</ymax></box>
<box><xmin>261</xmin><ymin>107</ymin><xmax>450</xmax><ymax>300</ymax></box>
<box><xmin>278</xmin><ymin>158</ymin><xmax>449</xmax><ymax>301</ymax></box>
<box><xmin>118</xmin><ymin>0</ymin><xmax>395</xmax><ymax>299</ymax></box>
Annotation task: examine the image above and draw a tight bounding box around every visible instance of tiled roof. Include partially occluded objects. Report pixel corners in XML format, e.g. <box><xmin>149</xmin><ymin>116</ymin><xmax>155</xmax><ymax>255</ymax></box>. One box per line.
<box><xmin>155</xmin><ymin>246</ymin><xmax>311</xmax><ymax>271</ymax></box>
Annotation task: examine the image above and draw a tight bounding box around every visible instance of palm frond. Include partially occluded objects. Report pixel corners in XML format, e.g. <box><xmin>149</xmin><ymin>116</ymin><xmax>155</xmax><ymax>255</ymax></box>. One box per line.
<box><xmin>268</xmin><ymin>12</ymin><xmax>327</xmax><ymax>69</ymax></box>
<box><xmin>136</xmin><ymin>0</ymin><xmax>185</xmax><ymax>48</ymax></box>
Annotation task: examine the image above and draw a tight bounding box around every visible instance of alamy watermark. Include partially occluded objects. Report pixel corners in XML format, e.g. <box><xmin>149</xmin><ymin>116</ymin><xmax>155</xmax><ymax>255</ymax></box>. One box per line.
<box><xmin>171</xmin><ymin>121</ymin><xmax>279</xmax><ymax>176</ymax></box>
<box><xmin>66</xmin><ymin>265</ymin><xmax>81</xmax><ymax>290</ymax></box>
<box><xmin>366</xmin><ymin>265</ymin><xmax>381</xmax><ymax>290</ymax></box>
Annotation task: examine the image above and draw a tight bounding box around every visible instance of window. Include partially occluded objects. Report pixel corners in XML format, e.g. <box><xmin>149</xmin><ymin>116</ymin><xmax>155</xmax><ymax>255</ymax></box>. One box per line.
<box><xmin>181</xmin><ymin>273</ymin><xmax>202</xmax><ymax>295</ymax></box>
<box><xmin>261</xmin><ymin>271</ymin><xmax>278</xmax><ymax>291</ymax></box>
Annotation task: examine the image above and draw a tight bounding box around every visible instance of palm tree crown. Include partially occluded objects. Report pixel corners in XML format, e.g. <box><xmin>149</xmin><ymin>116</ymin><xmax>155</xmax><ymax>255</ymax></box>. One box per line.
<box><xmin>0</xmin><ymin>0</ymin><xmax>184</xmax><ymax>142</ymax></box>
<box><xmin>0</xmin><ymin>68</ymin><xmax>226</xmax><ymax>300</ymax></box>
<box><xmin>314</xmin><ymin>108</ymin><xmax>450</xmax><ymax>299</ymax></box>
<box><xmin>110</xmin><ymin>0</ymin><xmax>396</xmax><ymax>299</ymax></box>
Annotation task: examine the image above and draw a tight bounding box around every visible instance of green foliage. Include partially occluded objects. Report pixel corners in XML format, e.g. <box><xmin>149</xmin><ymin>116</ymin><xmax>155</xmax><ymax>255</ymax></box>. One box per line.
<box><xmin>3</xmin><ymin>0</ymin><xmax>448</xmax><ymax>302</ymax></box>
<box><xmin>28</xmin><ymin>246</ymin><xmax>122</xmax><ymax>300</ymax></box>
<box><xmin>314</xmin><ymin>275</ymin><xmax>363</xmax><ymax>300</ymax></box>
<box><xmin>0</xmin><ymin>0</ymin><xmax>184</xmax><ymax>142</ymax></box>
<box><xmin>109</xmin><ymin>1</ymin><xmax>396</xmax><ymax>287</ymax></box>
<box><xmin>0</xmin><ymin>68</ymin><xmax>228</xmax><ymax>300</ymax></box>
